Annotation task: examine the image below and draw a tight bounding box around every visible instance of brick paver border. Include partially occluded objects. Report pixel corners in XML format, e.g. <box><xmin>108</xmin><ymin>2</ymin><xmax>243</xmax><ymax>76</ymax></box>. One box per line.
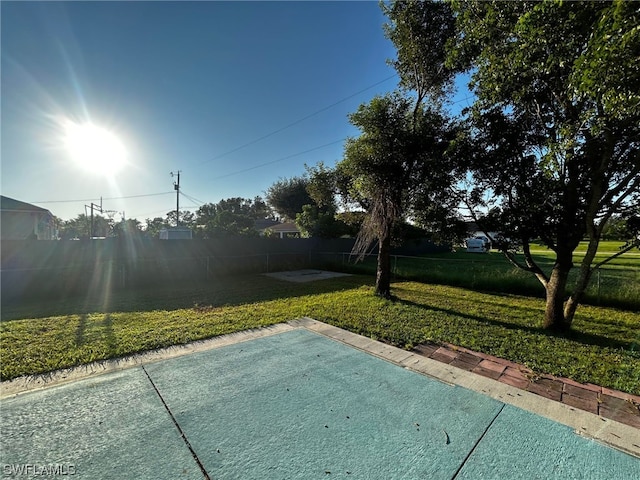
<box><xmin>414</xmin><ymin>341</ymin><xmax>640</xmax><ymax>429</ymax></box>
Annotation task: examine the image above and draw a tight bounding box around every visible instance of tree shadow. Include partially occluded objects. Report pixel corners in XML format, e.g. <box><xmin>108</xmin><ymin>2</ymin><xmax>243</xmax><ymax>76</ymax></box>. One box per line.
<box><xmin>73</xmin><ymin>313</ymin><xmax>117</xmax><ymax>355</ymax></box>
<box><xmin>395</xmin><ymin>295</ymin><xmax>637</xmax><ymax>352</ymax></box>
<box><xmin>75</xmin><ymin>314</ymin><xmax>88</xmax><ymax>346</ymax></box>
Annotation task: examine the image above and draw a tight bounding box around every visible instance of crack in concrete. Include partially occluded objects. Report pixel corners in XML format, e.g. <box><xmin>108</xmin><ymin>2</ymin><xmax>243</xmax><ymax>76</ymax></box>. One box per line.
<box><xmin>142</xmin><ymin>365</ymin><xmax>211</xmax><ymax>480</ymax></box>
<box><xmin>451</xmin><ymin>403</ymin><xmax>506</xmax><ymax>479</ymax></box>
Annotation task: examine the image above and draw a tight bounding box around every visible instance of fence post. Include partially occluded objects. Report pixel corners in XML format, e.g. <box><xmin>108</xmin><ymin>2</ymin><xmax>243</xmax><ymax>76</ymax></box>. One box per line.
<box><xmin>266</xmin><ymin>253</ymin><xmax>269</xmax><ymax>273</ymax></box>
<box><xmin>472</xmin><ymin>260</ymin><xmax>476</xmax><ymax>288</ymax></box>
<box><xmin>206</xmin><ymin>256</ymin><xmax>210</xmax><ymax>280</ymax></box>
<box><xmin>597</xmin><ymin>268</ymin><xmax>601</xmax><ymax>305</ymax></box>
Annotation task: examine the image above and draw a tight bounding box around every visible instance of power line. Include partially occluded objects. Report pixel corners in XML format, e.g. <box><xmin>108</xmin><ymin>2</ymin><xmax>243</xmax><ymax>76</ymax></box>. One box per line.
<box><xmin>31</xmin><ymin>192</ymin><xmax>174</xmax><ymax>204</ymax></box>
<box><xmin>211</xmin><ymin>138</ymin><xmax>345</xmax><ymax>180</ymax></box>
<box><xmin>180</xmin><ymin>191</ymin><xmax>206</xmax><ymax>206</ymax></box>
<box><xmin>198</xmin><ymin>73</ymin><xmax>398</xmax><ymax>166</ymax></box>
<box><xmin>201</xmin><ymin>91</ymin><xmax>474</xmax><ymax>181</ymax></box>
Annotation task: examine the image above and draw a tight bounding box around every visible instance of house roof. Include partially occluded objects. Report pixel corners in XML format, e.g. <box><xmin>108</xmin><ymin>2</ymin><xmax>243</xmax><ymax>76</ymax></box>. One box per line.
<box><xmin>264</xmin><ymin>222</ymin><xmax>300</xmax><ymax>233</ymax></box>
<box><xmin>254</xmin><ymin>218</ymin><xmax>280</xmax><ymax>230</ymax></box>
<box><xmin>0</xmin><ymin>195</ymin><xmax>52</xmax><ymax>215</ymax></box>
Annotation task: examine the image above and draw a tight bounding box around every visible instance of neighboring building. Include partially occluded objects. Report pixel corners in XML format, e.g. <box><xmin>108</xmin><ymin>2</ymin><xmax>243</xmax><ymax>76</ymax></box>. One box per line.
<box><xmin>159</xmin><ymin>227</ymin><xmax>193</xmax><ymax>240</ymax></box>
<box><xmin>466</xmin><ymin>236</ymin><xmax>490</xmax><ymax>253</ymax></box>
<box><xmin>464</xmin><ymin>222</ymin><xmax>500</xmax><ymax>250</ymax></box>
<box><xmin>261</xmin><ymin>222</ymin><xmax>301</xmax><ymax>239</ymax></box>
<box><xmin>253</xmin><ymin>218</ymin><xmax>280</xmax><ymax>231</ymax></box>
<box><xmin>0</xmin><ymin>195</ymin><xmax>56</xmax><ymax>240</ymax></box>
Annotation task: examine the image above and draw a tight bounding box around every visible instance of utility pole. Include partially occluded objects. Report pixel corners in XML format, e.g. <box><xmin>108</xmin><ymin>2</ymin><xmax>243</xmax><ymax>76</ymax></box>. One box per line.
<box><xmin>171</xmin><ymin>171</ymin><xmax>181</xmax><ymax>227</ymax></box>
<box><xmin>85</xmin><ymin>197</ymin><xmax>103</xmax><ymax>239</ymax></box>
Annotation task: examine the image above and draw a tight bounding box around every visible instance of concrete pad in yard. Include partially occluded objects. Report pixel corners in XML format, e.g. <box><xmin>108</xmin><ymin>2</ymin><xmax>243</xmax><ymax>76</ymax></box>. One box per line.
<box><xmin>1</xmin><ymin>369</ymin><xmax>201</xmax><ymax>479</ymax></box>
<box><xmin>263</xmin><ymin>269</ymin><xmax>351</xmax><ymax>283</ymax></box>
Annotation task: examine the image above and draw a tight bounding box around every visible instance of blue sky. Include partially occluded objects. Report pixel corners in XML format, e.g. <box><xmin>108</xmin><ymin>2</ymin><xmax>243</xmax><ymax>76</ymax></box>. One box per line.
<box><xmin>2</xmin><ymin>1</ymin><xmax>471</xmax><ymax>222</ymax></box>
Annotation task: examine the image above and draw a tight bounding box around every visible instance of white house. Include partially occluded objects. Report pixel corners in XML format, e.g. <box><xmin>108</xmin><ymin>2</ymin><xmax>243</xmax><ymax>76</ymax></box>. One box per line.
<box><xmin>0</xmin><ymin>195</ymin><xmax>56</xmax><ymax>240</ymax></box>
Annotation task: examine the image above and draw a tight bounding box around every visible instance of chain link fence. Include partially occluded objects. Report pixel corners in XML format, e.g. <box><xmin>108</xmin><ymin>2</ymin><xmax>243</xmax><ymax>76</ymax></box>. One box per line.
<box><xmin>312</xmin><ymin>251</ymin><xmax>639</xmax><ymax>310</ymax></box>
<box><xmin>2</xmin><ymin>247</ymin><xmax>637</xmax><ymax>310</ymax></box>
<box><xmin>1</xmin><ymin>252</ymin><xmax>317</xmax><ymax>302</ymax></box>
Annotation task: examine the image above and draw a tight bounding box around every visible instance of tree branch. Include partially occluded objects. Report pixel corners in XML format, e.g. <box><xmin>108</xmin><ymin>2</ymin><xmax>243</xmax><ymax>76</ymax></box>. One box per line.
<box><xmin>592</xmin><ymin>240</ymin><xmax>639</xmax><ymax>270</ymax></box>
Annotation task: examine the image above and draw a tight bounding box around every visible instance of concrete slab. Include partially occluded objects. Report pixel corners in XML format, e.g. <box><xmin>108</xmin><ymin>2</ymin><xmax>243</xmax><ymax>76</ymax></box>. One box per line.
<box><xmin>0</xmin><ymin>369</ymin><xmax>200</xmax><ymax>479</ymax></box>
<box><xmin>262</xmin><ymin>269</ymin><xmax>351</xmax><ymax>283</ymax></box>
<box><xmin>1</xmin><ymin>319</ymin><xmax>638</xmax><ymax>479</ymax></box>
<box><xmin>301</xmin><ymin>317</ymin><xmax>640</xmax><ymax>458</ymax></box>
<box><xmin>144</xmin><ymin>329</ymin><xmax>505</xmax><ymax>479</ymax></box>
<box><xmin>456</xmin><ymin>405</ymin><xmax>640</xmax><ymax>479</ymax></box>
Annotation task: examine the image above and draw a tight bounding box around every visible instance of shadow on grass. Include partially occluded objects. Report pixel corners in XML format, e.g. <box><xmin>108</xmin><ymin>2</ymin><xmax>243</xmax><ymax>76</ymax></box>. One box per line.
<box><xmin>73</xmin><ymin>313</ymin><xmax>118</xmax><ymax>356</ymax></box>
<box><xmin>1</xmin><ymin>273</ymin><xmax>373</xmax><ymax>322</ymax></box>
<box><xmin>395</xmin><ymin>295</ymin><xmax>638</xmax><ymax>353</ymax></box>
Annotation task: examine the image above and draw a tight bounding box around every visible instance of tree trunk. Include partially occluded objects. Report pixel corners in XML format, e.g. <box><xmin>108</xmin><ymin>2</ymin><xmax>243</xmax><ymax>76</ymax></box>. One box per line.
<box><xmin>564</xmin><ymin>237</ymin><xmax>599</xmax><ymax>325</ymax></box>
<box><xmin>375</xmin><ymin>231</ymin><xmax>392</xmax><ymax>299</ymax></box>
<box><xmin>543</xmin><ymin>259</ymin><xmax>572</xmax><ymax>331</ymax></box>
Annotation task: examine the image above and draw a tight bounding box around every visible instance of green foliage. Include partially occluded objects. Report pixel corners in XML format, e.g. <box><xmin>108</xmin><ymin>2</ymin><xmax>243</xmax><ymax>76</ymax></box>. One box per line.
<box><xmin>382</xmin><ymin>0</ymin><xmax>457</xmax><ymax>104</ymax></box>
<box><xmin>165</xmin><ymin>209</ymin><xmax>195</xmax><ymax>229</ymax></box>
<box><xmin>144</xmin><ymin>216</ymin><xmax>168</xmax><ymax>238</ymax></box>
<box><xmin>195</xmin><ymin>197</ymin><xmax>270</xmax><ymax>238</ymax></box>
<box><xmin>293</xmin><ymin>163</ymin><xmax>356</xmax><ymax>238</ymax></box>
<box><xmin>265</xmin><ymin>176</ymin><xmax>313</xmax><ymax>221</ymax></box>
<box><xmin>59</xmin><ymin>213</ymin><xmax>112</xmax><ymax>239</ymax></box>
<box><xmin>304</xmin><ymin>162</ymin><xmax>338</xmax><ymax>211</ymax></box>
<box><xmin>571</xmin><ymin>0</ymin><xmax>640</xmax><ymax>119</ymax></box>
<box><xmin>447</xmin><ymin>0</ymin><xmax>640</xmax><ymax>329</ymax></box>
<box><xmin>339</xmin><ymin>92</ymin><xmax>461</xmax><ymax>296</ymax></box>
<box><xmin>296</xmin><ymin>204</ymin><xmax>349</xmax><ymax>239</ymax></box>
<box><xmin>113</xmin><ymin>218</ymin><xmax>144</xmax><ymax>237</ymax></box>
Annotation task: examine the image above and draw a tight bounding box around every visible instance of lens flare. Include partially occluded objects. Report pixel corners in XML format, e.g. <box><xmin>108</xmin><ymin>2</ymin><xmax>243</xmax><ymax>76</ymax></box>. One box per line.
<box><xmin>63</xmin><ymin>122</ymin><xmax>127</xmax><ymax>176</ymax></box>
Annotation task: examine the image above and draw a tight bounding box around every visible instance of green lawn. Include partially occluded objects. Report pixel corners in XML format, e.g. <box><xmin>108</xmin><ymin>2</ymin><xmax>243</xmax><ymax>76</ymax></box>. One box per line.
<box><xmin>2</xmin><ymin>273</ymin><xmax>638</xmax><ymax>395</ymax></box>
<box><xmin>324</xmin><ymin>241</ymin><xmax>639</xmax><ymax>310</ymax></box>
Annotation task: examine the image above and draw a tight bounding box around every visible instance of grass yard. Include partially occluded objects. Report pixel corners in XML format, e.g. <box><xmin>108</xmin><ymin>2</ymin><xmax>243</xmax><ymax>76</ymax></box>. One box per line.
<box><xmin>2</xmin><ymin>273</ymin><xmax>638</xmax><ymax>395</ymax></box>
<box><xmin>327</xmin><ymin>241</ymin><xmax>640</xmax><ymax>310</ymax></box>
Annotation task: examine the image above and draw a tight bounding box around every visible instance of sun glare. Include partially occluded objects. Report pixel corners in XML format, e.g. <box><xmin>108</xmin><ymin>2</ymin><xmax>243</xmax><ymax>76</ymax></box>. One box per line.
<box><xmin>63</xmin><ymin>122</ymin><xmax>127</xmax><ymax>176</ymax></box>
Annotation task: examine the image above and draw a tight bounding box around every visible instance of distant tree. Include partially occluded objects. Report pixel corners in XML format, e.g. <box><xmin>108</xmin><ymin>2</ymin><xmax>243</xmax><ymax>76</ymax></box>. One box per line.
<box><xmin>113</xmin><ymin>218</ymin><xmax>144</xmax><ymax>237</ymax></box>
<box><xmin>59</xmin><ymin>213</ymin><xmax>111</xmax><ymax>239</ymax></box>
<box><xmin>600</xmin><ymin>216</ymin><xmax>628</xmax><ymax>241</ymax></box>
<box><xmin>296</xmin><ymin>204</ymin><xmax>351</xmax><ymax>238</ymax></box>
<box><xmin>144</xmin><ymin>217</ymin><xmax>168</xmax><ymax>238</ymax></box>
<box><xmin>265</xmin><ymin>176</ymin><xmax>313</xmax><ymax>221</ymax></box>
<box><xmin>293</xmin><ymin>163</ymin><xmax>355</xmax><ymax>238</ymax></box>
<box><xmin>335</xmin><ymin>211</ymin><xmax>366</xmax><ymax>237</ymax></box>
<box><xmin>449</xmin><ymin>0</ymin><xmax>640</xmax><ymax>330</ymax></box>
<box><xmin>195</xmin><ymin>197</ymin><xmax>271</xmax><ymax>238</ymax></box>
<box><xmin>165</xmin><ymin>210</ymin><xmax>195</xmax><ymax>230</ymax></box>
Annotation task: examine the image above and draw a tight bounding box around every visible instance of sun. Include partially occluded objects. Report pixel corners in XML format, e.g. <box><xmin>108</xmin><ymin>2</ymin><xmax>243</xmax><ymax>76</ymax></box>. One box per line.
<box><xmin>63</xmin><ymin>122</ymin><xmax>127</xmax><ymax>176</ymax></box>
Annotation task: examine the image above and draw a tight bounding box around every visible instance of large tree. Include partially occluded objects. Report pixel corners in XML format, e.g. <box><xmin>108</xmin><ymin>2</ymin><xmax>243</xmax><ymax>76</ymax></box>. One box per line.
<box><xmin>449</xmin><ymin>0</ymin><xmax>640</xmax><ymax>330</ymax></box>
<box><xmin>195</xmin><ymin>197</ymin><xmax>271</xmax><ymax>238</ymax></box>
<box><xmin>265</xmin><ymin>176</ymin><xmax>313</xmax><ymax>221</ymax></box>
<box><xmin>338</xmin><ymin>93</ymin><xmax>458</xmax><ymax>298</ymax></box>
<box><xmin>335</xmin><ymin>0</ymin><xmax>461</xmax><ymax>298</ymax></box>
